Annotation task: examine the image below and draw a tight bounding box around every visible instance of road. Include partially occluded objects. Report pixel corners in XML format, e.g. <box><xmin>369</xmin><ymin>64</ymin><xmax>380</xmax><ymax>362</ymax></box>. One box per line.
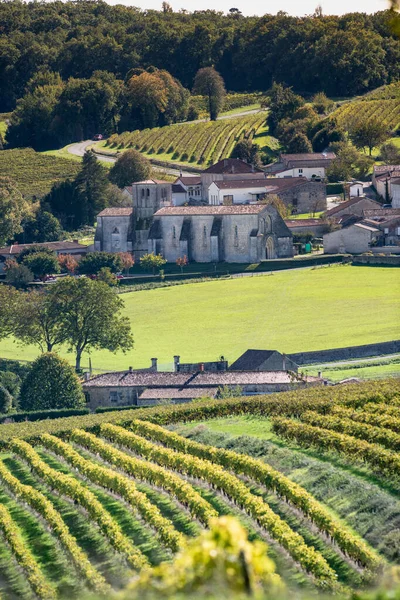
<box><xmin>67</xmin><ymin>140</ymin><xmax>198</xmax><ymax>177</ymax></box>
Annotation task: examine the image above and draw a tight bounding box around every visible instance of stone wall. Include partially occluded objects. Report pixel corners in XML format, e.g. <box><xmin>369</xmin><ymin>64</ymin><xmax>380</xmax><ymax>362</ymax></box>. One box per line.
<box><xmin>288</xmin><ymin>340</ymin><xmax>400</xmax><ymax>365</ymax></box>
<box><xmin>277</xmin><ymin>182</ymin><xmax>326</xmax><ymax>214</ymax></box>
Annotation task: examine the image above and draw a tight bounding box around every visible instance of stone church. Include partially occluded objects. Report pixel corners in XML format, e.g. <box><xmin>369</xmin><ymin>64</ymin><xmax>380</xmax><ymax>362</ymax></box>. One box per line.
<box><xmin>94</xmin><ymin>159</ymin><xmax>294</xmax><ymax>262</ymax></box>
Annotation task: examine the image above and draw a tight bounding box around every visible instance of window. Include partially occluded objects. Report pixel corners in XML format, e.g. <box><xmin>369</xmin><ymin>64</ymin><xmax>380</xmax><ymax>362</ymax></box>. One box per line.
<box><xmin>161</xmin><ymin>187</ymin><xmax>167</xmax><ymax>199</ymax></box>
<box><xmin>384</xmin><ymin>228</ymin><xmax>389</xmax><ymax>234</ymax></box>
<box><xmin>188</xmin><ymin>187</ymin><xmax>193</xmax><ymax>196</ymax></box>
<box><xmin>397</xmin><ymin>227</ymin><xmax>400</xmax><ymax>236</ymax></box>
<box><xmin>172</xmin><ymin>226</ymin><xmax>176</xmax><ymax>239</ymax></box>
<box><xmin>298</xmin><ymin>168</ymin><xmax>303</xmax><ymax>174</ymax></box>
<box><xmin>141</xmin><ymin>188</ymin><xmax>145</xmax><ymax>198</ymax></box>
<box><xmin>292</xmin><ymin>198</ymin><xmax>298</xmax><ymax>207</ymax></box>
<box><xmin>146</xmin><ymin>188</ymin><xmax>150</xmax><ymax>197</ymax></box>
<box><xmin>109</xmin><ymin>391</ymin><xmax>119</xmax><ymax>403</ymax></box>
<box><xmin>234</xmin><ymin>224</ymin><xmax>239</xmax><ymax>247</ymax></box>
<box><xmin>195</xmin><ymin>188</ymin><xmax>200</xmax><ymax>196</ymax></box>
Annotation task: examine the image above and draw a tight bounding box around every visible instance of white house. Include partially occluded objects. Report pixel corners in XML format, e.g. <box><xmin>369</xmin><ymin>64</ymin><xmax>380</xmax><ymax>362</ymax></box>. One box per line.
<box><xmin>348</xmin><ymin>181</ymin><xmax>364</xmax><ymax>198</ymax></box>
<box><xmin>372</xmin><ymin>165</ymin><xmax>400</xmax><ymax>200</ymax></box>
<box><xmin>265</xmin><ymin>153</ymin><xmax>336</xmax><ymax>181</ymax></box>
<box><xmin>208</xmin><ymin>179</ymin><xmax>269</xmax><ymax>205</ymax></box>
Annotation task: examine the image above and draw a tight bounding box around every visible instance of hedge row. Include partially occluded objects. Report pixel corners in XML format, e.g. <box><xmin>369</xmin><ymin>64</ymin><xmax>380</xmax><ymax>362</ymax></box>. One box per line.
<box><xmin>0</xmin><ymin>503</ymin><xmax>56</xmax><ymax>600</ymax></box>
<box><xmin>11</xmin><ymin>439</ymin><xmax>149</xmax><ymax>570</ymax></box>
<box><xmin>0</xmin><ymin>408</ymin><xmax>90</xmax><ymax>424</ymax></box>
<box><xmin>127</xmin><ymin>419</ymin><xmax>381</xmax><ymax>570</ymax></box>
<box><xmin>0</xmin><ymin>457</ymin><xmax>108</xmax><ymax>593</ymax></box>
<box><xmin>69</xmin><ymin>429</ymin><xmax>217</xmax><ymax>526</ymax></box>
<box><xmin>0</xmin><ymin>378</ymin><xmax>398</xmax><ymax>448</ymax></box>
<box><xmin>101</xmin><ymin>424</ymin><xmax>339</xmax><ymax>587</ymax></box>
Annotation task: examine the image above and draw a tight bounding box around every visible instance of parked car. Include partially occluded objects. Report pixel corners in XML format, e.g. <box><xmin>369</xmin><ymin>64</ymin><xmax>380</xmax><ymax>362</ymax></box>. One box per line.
<box><xmin>93</xmin><ymin>133</ymin><xmax>103</xmax><ymax>141</ymax></box>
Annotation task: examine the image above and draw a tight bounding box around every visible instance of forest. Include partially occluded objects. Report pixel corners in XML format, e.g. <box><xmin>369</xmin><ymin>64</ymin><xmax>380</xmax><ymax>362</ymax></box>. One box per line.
<box><xmin>1</xmin><ymin>0</ymin><xmax>400</xmax><ymax>114</ymax></box>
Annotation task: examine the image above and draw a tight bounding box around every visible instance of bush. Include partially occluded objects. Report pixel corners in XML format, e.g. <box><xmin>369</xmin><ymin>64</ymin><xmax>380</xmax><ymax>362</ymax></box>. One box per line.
<box><xmin>5</xmin><ymin>263</ymin><xmax>33</xmax><ymax>288</ymax></box>
<box><xmin>0</xmin><ymin>385</ymin><xmax>12</xmax><ymax>413</ymax></box>
<box><xmin>22</xmin><ymin>251</ymin><xmax>60</xmax><ymax>280</ymax></box>
<box><xmin>79</xmin><ymin>252</ymin><xmax>124</xmax><ymax>275</ymax></box>
<box><xmin>19</xmin><ymin>353</ymin><xmax>86</xmax><ymax>412</ymax></box>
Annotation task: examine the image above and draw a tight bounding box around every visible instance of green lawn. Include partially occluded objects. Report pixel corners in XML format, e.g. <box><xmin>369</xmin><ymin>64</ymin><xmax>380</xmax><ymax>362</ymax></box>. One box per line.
<box><xmin>1</xmin><ymin>265</ymin><xmax>399</xmax><ymax>371</ymax></box>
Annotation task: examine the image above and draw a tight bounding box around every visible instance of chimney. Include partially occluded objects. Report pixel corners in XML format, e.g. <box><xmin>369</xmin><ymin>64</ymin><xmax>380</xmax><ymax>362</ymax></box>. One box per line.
<box><xmin>282</xmin><ymin>353</ymin><xmax>287</xmax><ymax>371</ymax></box>
<box><xmin>174</xmin><ymin>355</ymin><xmax>180</xmax><ymax>372</ymax></box>
<box><xmin>128</xmin><ymin>366</ymin><xmax>133</xmax><ymax>373</ymax></box>
<box><xmin>199</xmin><ymin>363</ymin><xmax>205</xmax><ymax>372</ymax></box>
<box><xmin>151</xmin><ymin>358</ymin><xmax>158</xmax><ymax>372</ymax></box>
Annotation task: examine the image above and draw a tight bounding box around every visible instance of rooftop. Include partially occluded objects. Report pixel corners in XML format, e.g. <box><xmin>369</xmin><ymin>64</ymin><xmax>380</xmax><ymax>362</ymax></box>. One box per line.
<box><xmin>203</xmin><ymin>158</ymin><xmax>263</xmax><ymax>175</ymax></box>
<box><xmin>373</xmin><ymin>165</ymin><xmax>400</xmax><ymax>173</ymax></box>
<box><xmin>285</xmin><ymin>218</ymin><xmax>326</xmax><ymax>228</ymax></box>
<box><xmin>97</xmin><ymin>207</ymin><xmax>133</xmax><ymax>217</ymax></box>
<box><xmin>281</xmin><ymin>153</ymin><xmax>336</xmax><ymax>162</ymax></box>
<box><xmin>363</xmin><ymin>208</ymin><xmax>400</xmax><ymax>218</ymax></box>
<box><xmin>139</xmin><ymin>387</ymin><xmax>219</xmax><ymax>400</ymax></box>
<box><xmin>229</xmin><ymin>349</ymin><xmax>276</xmax><ymax>371</ymax></box>
<box><xmin>325</xmin><ymin>197</ymin><xmax>380</xmax><ymax>217</ymax></box>
<box><xmin>172</xmin><ymin>184</ymin><xmax>186</xmax><ymax>194</ymax></box>
<box><xmin>84</xmin><ymin>369</ymin><xmax>319</xmax><ymax>388</ymax></box>
<box><xmin>176</xmin><ymin>176</ymin><xmax>202</xmax><ymax>185</ymax></box>
<box><xmin>154</xmin><ymin>205</ymin><xmax>267</xmax><ymax>216</ymax></box>
<box><xmin>353</xmin><ymin>222</ymin><xmax>380</xmax><ymax>233</ymax></box>
<box><xmin>0</xmin><ymin>241</ymin><xmax>88</xmax><ymax>255</ymax></box>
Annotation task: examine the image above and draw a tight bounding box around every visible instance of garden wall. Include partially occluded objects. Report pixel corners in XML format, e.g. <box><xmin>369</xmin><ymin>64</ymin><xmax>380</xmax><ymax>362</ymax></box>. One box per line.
<box><xmin>288</xmin><ymin>340</ymin><xmax>400</xmax><ymax>365</ymax></box>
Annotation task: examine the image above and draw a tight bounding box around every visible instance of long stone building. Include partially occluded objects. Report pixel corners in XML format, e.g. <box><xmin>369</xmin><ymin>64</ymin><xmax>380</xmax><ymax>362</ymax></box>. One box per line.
<box><xmin>93</xmin><ymin>157</ymin><xmax>328</xmax><ymax>262</ymax></box>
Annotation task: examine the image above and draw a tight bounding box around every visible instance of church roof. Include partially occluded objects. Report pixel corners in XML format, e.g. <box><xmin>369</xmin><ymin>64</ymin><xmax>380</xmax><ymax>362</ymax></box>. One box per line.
<box><xmin>154</xmin><ymin>205</ymin><xmax>267</xmax><ymax>216</ymax></box>
<box><xmin>203</xmin><ymin>158</ymin><xmax>263</xmax><ymax>174</ymax></box>
<box><xmin>97</xmin><ymin>207</ymin><xmax>133</xmax><ymax>216</ymax></box>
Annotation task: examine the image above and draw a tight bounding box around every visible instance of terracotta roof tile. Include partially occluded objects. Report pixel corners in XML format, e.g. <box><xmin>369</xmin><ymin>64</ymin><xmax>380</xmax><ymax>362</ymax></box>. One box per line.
<box><xmin>176</xmin><ymin>176</ymin><xmax>202</xmax><ymax>185</ymax></box>
<box><xmin>325</xmin><ymin>197</ymin><xmax>380</xmax><ymax>217</ymax></box>
<box><xmin>281</xmin><ymin>153</ymin><xmax>336</xmax><ymax>161</ymax></box>
<box><xmin>0</xmin><ymin>241</ymin><xmax>88</xmax><ymax>255</ymax></box>
<box><xmin>139</xmin><ymin>387</ymin><xmax>218</xmax><ymax>399</ymax></box>
<box><xmin>154</xmin><ymin>205</ymin><xmax>267</xmax><ymax>216</ymax></box>
<box><xmin>203</xmin><ymin>158</ymin><xmax>263</xmax><ymax>174</ymax></box>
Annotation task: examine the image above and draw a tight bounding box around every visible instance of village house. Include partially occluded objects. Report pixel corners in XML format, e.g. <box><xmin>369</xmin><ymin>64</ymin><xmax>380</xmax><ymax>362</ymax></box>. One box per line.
<box><xmin>83</xmin><ymin>369</ymin><xmax>323</xmax><ymax>409</ymax></box>
<box><xmin>372</xmin><ymin>165</ymin><xmax>400</xmax><ymax>204</ymax></box>
<box><xmin>324</xmin><ymin>197</ymin><xmax>382</xmax><ymax>220</ymax></box>
<box><xmin>284</xmin><ymin>218</ymin><xmax>329</xmax><ymax>238</ymax></box>
<box><xmin>265</xmin><ymin>152</ymin><xmax>336</xmax><ymax>180</ymax></box>
<box><xmin>323</xmin><ymin>221</ymin><xmax>381</xmax><ymax>254</ymax></box>
<box><xmin>0</xmin><ymin>240</ymin><xmax>89</xmax><ymax>272</ymax></box>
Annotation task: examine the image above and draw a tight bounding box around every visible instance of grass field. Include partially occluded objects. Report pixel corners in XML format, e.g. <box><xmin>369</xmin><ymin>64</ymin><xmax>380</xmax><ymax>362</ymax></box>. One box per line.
<box><xmin>1</xmin><ymin>265</ymin><xmax>399</xmax><ymax>371</ymax></box>
<box><xmin>0</xmin><ymin>148</ymin><xmax>80</xmax><ymax>199</ymax></box>
<box><xmin>0</xmin><ymin>379</ymin><xmax>399</xmax><ymax>598</ymax></box>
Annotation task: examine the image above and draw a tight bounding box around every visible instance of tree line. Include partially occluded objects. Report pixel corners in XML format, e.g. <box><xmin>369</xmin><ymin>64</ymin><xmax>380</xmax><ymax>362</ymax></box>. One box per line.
<box><xmin>1</xmin><ymin>1</ymin><xmax>399</xmax><ymax>115</ymax></box>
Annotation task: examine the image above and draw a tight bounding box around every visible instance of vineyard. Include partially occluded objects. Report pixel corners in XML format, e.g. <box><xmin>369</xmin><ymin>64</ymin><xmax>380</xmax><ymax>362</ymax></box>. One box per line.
<box><xmin>332</xmin><ymin>82</ymin><xmax>400</xmax><ymax>131</ymax></box>
<box><xmin>105</xmin><ymin>113</ymin><xmax>269</xmax><ymax>167</ymax></box>
<box><xmin>0</xmin><ymin>378</ymin><xmax>399</xmax><ymax>598</ymax></box>
<box><xmin>0</xmin><ymin>148</ymin><xmax>80</xmax><ymax>200</ymax></box>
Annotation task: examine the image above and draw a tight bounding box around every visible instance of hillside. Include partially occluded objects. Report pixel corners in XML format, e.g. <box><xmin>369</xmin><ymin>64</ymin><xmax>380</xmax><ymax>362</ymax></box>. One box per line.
<box><xmin>332</xmin><ymin>81</ymin><xmax>400</xmax><ymax>131</ymax></box>
<box><xmin>104</xmin><ymin>112</ymin><xmax>277</xmax><ymax>167</ymax></box>
<box><xmin>0</xmin><ymin>379</ymin><xmax>398</xmax><ymax>599</ymax></box>
<box><xmin>0</xmin><ymin>148</ymin><xmax>81</xmax><ymax>199</ymax></box>
<box><xmin>0</xmin><ymin>265</ymin><xmax>399</xmax><ymax>371</ymax></box>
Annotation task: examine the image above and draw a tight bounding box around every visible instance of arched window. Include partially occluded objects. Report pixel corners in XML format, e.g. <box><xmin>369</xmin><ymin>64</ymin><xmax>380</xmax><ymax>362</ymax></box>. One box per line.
<box><xmin>141</xmin><ymin>189</ymin><xmax>145</xmax><ymax>197</ymax></box>
<box><xmin>172</xmin><ymin>226</ymin><xmax>176</xmax><ymax>239</ymax></box>
<box><xmin>112</xmin><ymin>227</ymin><xmax>120</xmax><ymax>234</ymax></box>
<box><xmin>203</xmin><ymin>225</ymin><xmax>207</xmax><ymax>246</ymax></box>
<box><xmin>146</xmin><ymin>188</ymin><xmax>150</xmax><ymax>197</ymax></box>
<box><xmin>234</xmin><ymin>224</ymin><xmax>239</xmax><ymax>247</ymax></box>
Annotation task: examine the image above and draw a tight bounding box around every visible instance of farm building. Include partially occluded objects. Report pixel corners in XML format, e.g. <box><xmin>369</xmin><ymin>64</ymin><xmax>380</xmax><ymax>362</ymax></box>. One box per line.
<box><xmin>264</xmin><ymin>152</ymin><xmax>336</xmax><ymax>180</ymax></box>
<box><xmin>0</xmin><ymin>240</ymin><xmax>88</xmax><ymax>272</ymax></box>
<box><xmin>83</xmin><ymin>369</ymin><xmax>323</xmax><ymax>409</ymax></box>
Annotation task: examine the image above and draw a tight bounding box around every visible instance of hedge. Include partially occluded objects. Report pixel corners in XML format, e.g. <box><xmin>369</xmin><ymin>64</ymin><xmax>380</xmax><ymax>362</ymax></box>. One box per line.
<box><xmin>0</xmin><ymin>407</ymin><xmax>90</xmax><ymax>424</ymax></box>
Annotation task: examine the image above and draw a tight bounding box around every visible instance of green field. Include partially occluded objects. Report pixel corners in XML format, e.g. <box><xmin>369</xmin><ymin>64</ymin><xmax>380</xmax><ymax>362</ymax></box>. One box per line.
<box><xmin>1</xmin><ymin>265</ymin><xmax>399</xmax><ymax>371</ymax></box>
<box><xmin>0</xmin><ymin>148</ymin><xmax>80</xmax><ymax>199</ymax></box>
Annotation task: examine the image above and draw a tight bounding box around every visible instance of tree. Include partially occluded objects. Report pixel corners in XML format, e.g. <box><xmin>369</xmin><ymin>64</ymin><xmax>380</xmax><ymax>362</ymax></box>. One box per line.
<box><xmin>231</xmin><ymin>140</ymin><xmax>261</xmax><ymax>167</ymax></box>
<box><xmin>74</xmin><ymin>151</ymin><xmax>110</xmax><ymax>226</ymax></box>
<box><xmin>349</xmin><ymin>117</ymin><xmax>390</xmax><ymax>155</ymax></box>
<box><xmin>79</xmin><ymin>252</ymin><xmax>124</xmax><ymax>275</ymax></box>
<box><xmin>11</xmin><ymin>289</ymin><xmax>67</xmax><ymax>353</ymax></box>
<box><xmin>97</xmin><ymin>266</ymin><xmax>118</xmax><ymax>286</ymax></box>
<box><xmin>0</xmin><ymin>371</ymin><xmax>21</xmax><ymax>402</ymax></box>
<box><xmin>118</xmin><ymin>252</ymin><xmax>134</xmax><ymax>273</ymax></box>
<box><xmin>109</xmin><ymin>150</ymin><xmax>151</xmax><ymax>188</ymax></box>
<box><xmin>5</xmin><ymin>263</ymin><xmax>33</xmax><ymax>288</ymax></box>
<box><xmin>286</xmin><ymin>132</ymin><xmax>312</xmax><ymax>154</ymax></box>
<box><xmin>16</xmin><ymin>244</ymin><xmax>56</xmax><ymax>264</ymax></box>
<box><xmin>193</xmin><ymin>67</ymin><xmax>226</xmax><ymax>121</ymax></box>
<box><xmin>19</xmin><ymin>211</ymin><xmax>63</xmax><ymax>244</ymax></box>
<box><xmin>140</xmin><ymin>253</ymin><xmax>167</xmax><ymax>275</ymax></box>
<box><xmin>326</xmin><ymin>142</ymin><xmax>374</xmax><ymax>182</ymax></box>
<box><xmin>41</xmin><ymin>179</ymin><xmax>79</xmax><ymax>231</ymax></box>
<box><xmin>0</xmin><ymin>177</ymin><xmax>33</xmax><ymax>246</ymax></box>
<box><xmin>0</xmin><ymin>385</ymin><xmax>12</xmax><ymax>414</ymax></box>
<box><xmin>22</xmin><ymin>252</ymin><xmax>60</xmax><ymax>280</ymax></box>
<box><xmin>260</xmin><ymin>194</ymin><xmax>291</xmax><ymax>219</ymax></box>
<box><xmin>311</xmin><ymin>118</ymin><xmax>345</xmax><ymax>152</ymax></box>
<box><xmin>267</xmin><ymin>83</ymin><xmax>304</xmax><ymax>135</ymax></box>
<box><xmin>176</xmin><ymin>255</ymin><xmax>188</xmax><ymax>273</ymax></box>
<box><xmin>380</xmin><ymin>142</ymin><xmax>400</xmax><ymax>164</ymax></box>
<box><xmin>47</xmin><ymin>277</ymin><xmax>134</xmax><ymax>371</ymax></box>
<box><xmin>312</xmin><ymin>92</ymin><xmax>334</xmax><ymax>115</ymax></box>
<box><xmin>57</xmin><ymin>254</ymin><xmax>78</xmax><ymax>274</ymax></box>
<box><xmin>0</xmin><ymin>286</ymin><xmax>20</xmax><ymax>339</ymax></box>
<box><xmin>19</xmin><ymin>353</ymin><xmax>85</xmax><ymax>411</ymax></box>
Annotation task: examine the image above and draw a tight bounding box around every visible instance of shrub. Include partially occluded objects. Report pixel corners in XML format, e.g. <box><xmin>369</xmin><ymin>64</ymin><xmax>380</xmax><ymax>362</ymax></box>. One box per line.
<box><xmin>0</xmin><ymin>385</ymin><xmax>12</xmax><ymax>413</ymax></box>
<box><xmin>19</xmin><ymin>353</ymin><xmax>85</xmax><ymax>412</ymax></box>
<box><xmin>79</xmin><ymin>252</ymin><xmax>123</xmax><ymax>275</ymax></box>
<box><xmin>5</xmin><ymin>263</ymin><xmax>33</xmax><ymax>288</ymax></box>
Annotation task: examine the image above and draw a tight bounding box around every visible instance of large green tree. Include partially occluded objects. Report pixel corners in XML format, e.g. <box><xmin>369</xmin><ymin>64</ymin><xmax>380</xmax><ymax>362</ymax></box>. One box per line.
<box><xmin>74</xmin><ymin>151</ymin><xmax>110</xmax><ymax>226</ymax></box>
<box><xmin>47</xmin><ymin>277</ymin><xmax>134</xmax><ymax>371</ymax></box>
<box><xmin>349</xmin><ymin>117</ymin><xmax>390</xmax><ymax>155</ymax></box>
<box><xmin>109</xmin><ymin>150</ymin><xmax>151</xmax><ymax>188</ymax></box>
<box><xmin>267</xmin><ymin>83</ymin><xmax>304</xmax><ymax>135</ymax></box>
<box><xmin>19</xmin><ymin>353</ymin><xmax>85</xmax><ymax>411</ymax></box>
<box><xmin>192</xmin><ymin>67</ymin><xmax>226</xmax><ymax>121</ymax></box>
<box><xmin>0</xmin><ymin>178</ymin><xmax>33</xmax><ymax>246</ymax></box>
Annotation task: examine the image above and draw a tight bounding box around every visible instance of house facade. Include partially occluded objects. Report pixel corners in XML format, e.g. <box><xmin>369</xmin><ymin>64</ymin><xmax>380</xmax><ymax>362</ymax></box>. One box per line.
<box><xmin>265</xmin><ymin>153</ymin><xmax>336</xmax><ymax>181</ymax></box>
<box><xmin>324</xmin><ymin>197</ymin><xmax>382</xmax><ymax>220</ymax></box>
<box><xmin>323</xmin><ymin>222</ymin><xmax>381</xmax><ymax>254</ymax></box>
<box><xmin>372</xmin><ymin>165</ymin><xmax>400</xmax><ymax>201</ymax></box>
